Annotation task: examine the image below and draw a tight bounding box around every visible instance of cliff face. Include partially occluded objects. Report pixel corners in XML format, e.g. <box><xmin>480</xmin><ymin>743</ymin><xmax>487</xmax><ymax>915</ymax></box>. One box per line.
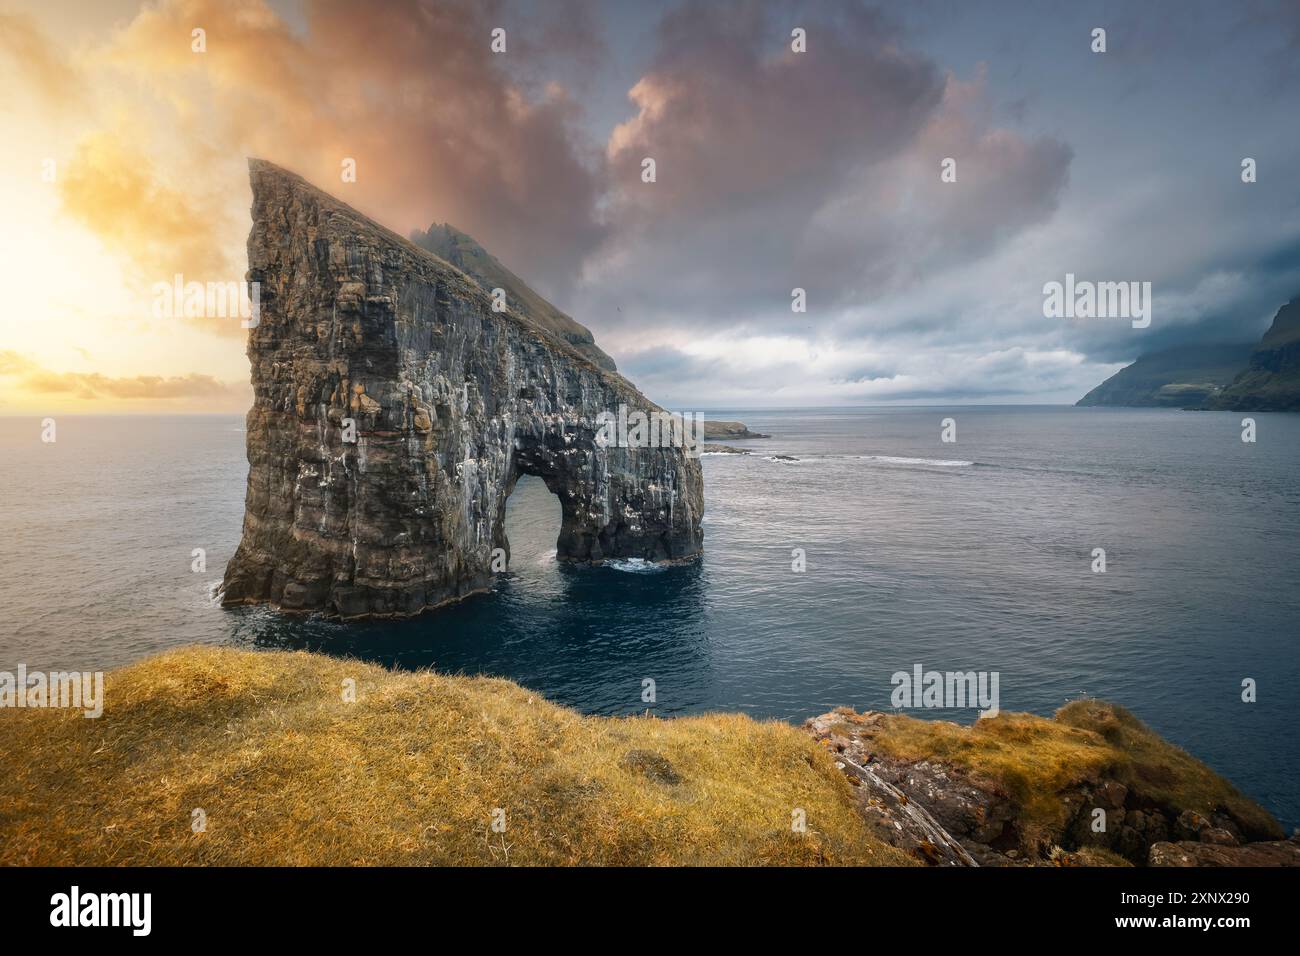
<box><xmin>221</xmin><ymin>160</ymin><xmax>703</xmax><ymax>618</ymax></box>
<box><xmin>1206</xmin><ymin>295</ymin><xmax>1300</xmax><ymax>411</ymax></box>
<box><xmin>409</xmin><ymin>222</ymin><xmax>618</xmax><ymax>372</ymax></box>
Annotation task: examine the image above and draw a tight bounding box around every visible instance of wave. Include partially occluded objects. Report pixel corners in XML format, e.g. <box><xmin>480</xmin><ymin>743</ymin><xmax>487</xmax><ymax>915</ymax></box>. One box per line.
<box><xmin>855</xmin><ymin>455</ymin><xmax>973</xmax><ymax>468</ymax></box>
<box><xmin>605</xmin><ymin>558</ymin><xmax>665</xmax><ymax>573</ymax></box>
<box><xmin>760</xmin><ymin>454</ymin><xmax>973</xmax><ymax>467</ymax></box>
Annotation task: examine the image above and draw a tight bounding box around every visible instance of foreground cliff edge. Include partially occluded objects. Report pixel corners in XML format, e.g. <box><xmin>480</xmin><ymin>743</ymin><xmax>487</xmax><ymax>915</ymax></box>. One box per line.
<box><xmin>2</xmin><ymin>646</ymin><xmax>1291</xmax><ymax>867</ymax></box>
<box><xmin>221</xmin><ymin>160</ymin><xmax>703</xmax><ymax>619</ymax></box>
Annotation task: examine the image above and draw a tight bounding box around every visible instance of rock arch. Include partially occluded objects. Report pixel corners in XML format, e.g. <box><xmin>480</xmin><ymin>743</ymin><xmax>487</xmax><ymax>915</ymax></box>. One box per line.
<box><xmin>221</xmin><ymin>160</ymin><xmax>703</xmax><ymax>618</ymax></box>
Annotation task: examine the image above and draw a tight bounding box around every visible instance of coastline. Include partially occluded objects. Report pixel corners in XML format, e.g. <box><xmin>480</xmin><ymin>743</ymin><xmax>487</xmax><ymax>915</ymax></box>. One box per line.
<box><xmin>2</xmin><ymin>645</ymin><xmax>1290</xmax><ymax>867</ymax></box>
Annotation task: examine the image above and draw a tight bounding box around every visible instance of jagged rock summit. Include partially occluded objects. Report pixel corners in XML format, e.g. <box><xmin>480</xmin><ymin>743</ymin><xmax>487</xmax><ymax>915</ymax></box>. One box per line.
<box><xmin>221</xmin><ymin>159</ymin><xmax>704</xmax><ymax>618</ymax></box>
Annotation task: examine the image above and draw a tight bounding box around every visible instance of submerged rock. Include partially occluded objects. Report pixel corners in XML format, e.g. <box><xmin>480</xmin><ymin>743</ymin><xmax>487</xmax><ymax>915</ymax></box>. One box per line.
<box><xmin>701</xmin><ymin>443</ymin><xmax>749</xmax><ymax>455</ymax></box>
<box><xmin>221</xmin><ymin>160</ymin><xmax>703</xmax><ymax>618</ymax></box>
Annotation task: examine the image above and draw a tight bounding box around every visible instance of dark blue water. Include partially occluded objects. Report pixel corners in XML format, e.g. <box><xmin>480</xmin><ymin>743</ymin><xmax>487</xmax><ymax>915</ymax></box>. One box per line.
<box><xmin>1</xmin><ymin>407</ymin><xmax>1296</xmax><ymax>828</ymax></box>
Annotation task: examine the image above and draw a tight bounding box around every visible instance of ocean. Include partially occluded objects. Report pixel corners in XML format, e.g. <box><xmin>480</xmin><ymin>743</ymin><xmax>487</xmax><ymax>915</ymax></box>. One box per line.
<box><xmin>1</xmin><ymin>406</ymin><xmax>1296</xmax><ymax>828</ymax></box>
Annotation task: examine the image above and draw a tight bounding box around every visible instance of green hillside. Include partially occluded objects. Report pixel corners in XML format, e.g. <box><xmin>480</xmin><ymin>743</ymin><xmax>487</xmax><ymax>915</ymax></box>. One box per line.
<box><xmin>1076</xmin><ymin>343</ymin><xmax>1253</xmax><ymax>407</ymax></box>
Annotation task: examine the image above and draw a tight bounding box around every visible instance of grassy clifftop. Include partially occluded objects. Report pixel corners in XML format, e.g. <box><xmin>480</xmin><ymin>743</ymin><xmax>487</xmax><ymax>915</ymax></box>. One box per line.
<box><xmin>1</xmin><ymin>647</ymin><xmax>1281</xmax><ymax>866</ymax></box>
<box><xmin>841</xmin><ymin>701</ymin><xmax>1282</xmax><ymax>862</ymax></box>
<box><xmin>0</xmin><ymin>646</ymin><xmax>911</xmax><ymax>866</ymax></box>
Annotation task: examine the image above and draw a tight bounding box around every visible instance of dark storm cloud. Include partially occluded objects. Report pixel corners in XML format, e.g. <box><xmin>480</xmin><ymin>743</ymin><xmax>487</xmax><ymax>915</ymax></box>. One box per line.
<box><xmin>1067</xmin><ymin>244</ymin><xmax>1300</xmax><ymax>365</ymax></box>
<box><xmin>581</xmin><ymin>0</ymin><xmax>1072</xmax><ymax>337</ymax></box>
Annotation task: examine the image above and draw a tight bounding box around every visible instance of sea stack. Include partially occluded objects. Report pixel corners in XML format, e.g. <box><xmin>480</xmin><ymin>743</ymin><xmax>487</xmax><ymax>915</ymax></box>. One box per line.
<box><xmin>221</xmin><ymin>160</ymin><xmax>704</xmax><ymax>618</ymax></box>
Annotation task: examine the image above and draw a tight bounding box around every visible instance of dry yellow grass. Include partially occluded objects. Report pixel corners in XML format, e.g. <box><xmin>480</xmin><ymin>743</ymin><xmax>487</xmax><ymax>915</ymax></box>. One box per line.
<box><xmin>866</xmin><ymin>700</ymin><xmax>1282</xmax><ymax>846</ymax></box>
<box><xmin>1055</xmin><ymin>698</ymin><xmax>1281</xmax><ymax>839</ymax></box>
<box><xmin>0</xmin><ymin>646</ymin><xmax>915</xmax><ymax>866</ymax></box>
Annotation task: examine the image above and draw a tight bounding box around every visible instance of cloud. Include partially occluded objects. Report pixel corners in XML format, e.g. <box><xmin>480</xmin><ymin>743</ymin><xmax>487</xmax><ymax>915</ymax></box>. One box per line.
<box><xmin>58</xmin><ymin>132</ymin><xmax>239</xmax><ymax>301</ymax></box>
<box><xmin>616</xmin><ymin>335</ymin><xmax>1105</xmax><ymax>408</ymax></box>
<box><xmin>0</xmin><ymin>350</ymin><xmax>243</xmax><ymax>402</ymax></box>
<box><xmin>586</xmin><ymin>2</ymin><xmax>1071</xmax><ymax>333</ymax></box>
<box><xmin>0</xmin><ymin>0</ymin><xmax>1155</xmax><ymax>409</ymax></box>
<box><xmin>94</xmin><ymin>0</ymin><xmax>609</xmax><ymax>302</ymax></box>
<box><xmin>7</xmin><ymin>0</ymin><xmax>1300</xmax><ymax>407</ymax></box>
<box><xmin>0</xmin><ymin>11</ymin><xmax>84</xmax><ymax>112</ymax></box>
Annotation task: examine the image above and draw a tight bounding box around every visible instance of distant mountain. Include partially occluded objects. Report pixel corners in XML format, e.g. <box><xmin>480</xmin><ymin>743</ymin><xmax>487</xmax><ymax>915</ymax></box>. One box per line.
<box><xmin>410</xmin><ymin>223</ymin><xmax>618</xmax><ymax>372</ymax></box>
<box><xmin>1204</xmin><ymin>296</ymin><xmax>1300</xmax><ymax>411</ymax></box>
<box><xmin>1076</xmin><ymin>343</ymin><xmax>1254</xmax><ymax>408</ymax></box>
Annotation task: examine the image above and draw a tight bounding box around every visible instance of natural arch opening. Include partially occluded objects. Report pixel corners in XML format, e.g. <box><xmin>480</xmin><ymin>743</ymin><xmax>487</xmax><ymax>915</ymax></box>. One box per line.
<box><xmin>500</xmin><ymin>473</ymin><xmax>564</xmax><ymax>576</ymax></box>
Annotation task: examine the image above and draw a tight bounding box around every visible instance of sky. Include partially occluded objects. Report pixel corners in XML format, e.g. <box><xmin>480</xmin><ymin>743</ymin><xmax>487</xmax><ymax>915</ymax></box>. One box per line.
<box><xmin>1</xmin><ymin>0</ymin><xmax>1298</xmax><ymax>413</ymax></box>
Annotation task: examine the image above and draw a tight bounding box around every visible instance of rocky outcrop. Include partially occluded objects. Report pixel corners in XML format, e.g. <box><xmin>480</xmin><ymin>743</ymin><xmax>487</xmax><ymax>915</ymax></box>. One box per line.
<box><xmin>1149</xmin><ymin>836</ymin><xmax>1300</xmax><ymax>867</ymax></box>
<box><xmin>805</xmin><ymin>712</ymin><xmax>977</xmax><ymax>866</ymax></box>
<box><xmin>221</xmin><ymin>160</ymin><xmax>703</xmax><ymax>618</ymax></box>
<box><xmin>806</xmin><ymin>704</ymin><xmax>1286</xmax><ymax>867</ymax></box>
<box><xmin>1206</xmin><ymin>294</ymin><xmax>1300</xmax><ymax>411</ymax></box>
<box><xmin>703</xmin><ymin>420</ymin><xmax>770</xmax><ymax>440</ymax></box>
